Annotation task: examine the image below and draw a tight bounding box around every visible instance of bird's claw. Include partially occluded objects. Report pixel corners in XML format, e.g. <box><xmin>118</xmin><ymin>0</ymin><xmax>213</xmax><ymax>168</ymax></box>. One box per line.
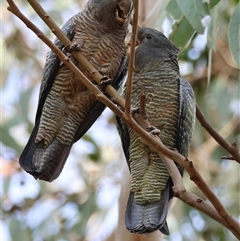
<box><xmin>63</xmin><ymin>42</ymin><xmax>81</xmax><ymax>54</ymax></box>
<box><xmin>131</xmin><ymin>107</ymin><xmax>139</xmax><ymax>115</ymax></box>
<box><xmin>99</xmin><ymin>76</ymin><xmax>112</xmax><ymax>88</ymax></box>
<box><xmin>69</xmin><ymin>42</ymin><xmax>81</xmax><ymax>52</ymax></box>
<box><xmin>147</xmin><ymin>125</ymin><xmax>161</xmax><ymax>136</ymax></box>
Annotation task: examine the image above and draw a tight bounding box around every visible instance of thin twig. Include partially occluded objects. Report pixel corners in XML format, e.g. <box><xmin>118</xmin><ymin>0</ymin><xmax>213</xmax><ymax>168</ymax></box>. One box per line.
<box><xmin>175</xmin><ymin>190</ymin><xmax>228</xmax><ymax>227</ymax></box>
<box><xmin>96</xmin><ymin>94</ymin><xmax>125</xmax><ymax>121</ymax></box>
<box><xmin>125</xmin><ymin>0</ymin><xmax>139</xmax><ymax>116</ymax></box>
<box><xmin>221</xmin><ymin>156</ymin><xmax>235</xmax><ymax>160</ymax></box>
<box><xmin>159</xmin><ymin>153</ymin><xmax>185</xmax><ymax>193</ymax></box>
<box><xmin>193</xmin><ymin>115</ymin><xmax>238</xmax><ymax>160</ymax></box>
<box><xmin>139</xmin><ymin>94</ymin><xmax>147</xmax><ymax>118</ymax></box>
<box><xmin>206</xmin><ymin>48</ymin><xmax>212</xmax><ymax>93</ymax></box>
<box><xmin>196</xmin><ymin>105</ymin><xmax>240</xmax><ymax>163</ymax></box>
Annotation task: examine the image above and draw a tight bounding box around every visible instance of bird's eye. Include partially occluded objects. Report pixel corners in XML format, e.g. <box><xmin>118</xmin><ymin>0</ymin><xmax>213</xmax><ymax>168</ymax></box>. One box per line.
<box><xmin>146</xmin><ymin>34</ymin><xmax>152</xmax><ymax>39</ymax></box>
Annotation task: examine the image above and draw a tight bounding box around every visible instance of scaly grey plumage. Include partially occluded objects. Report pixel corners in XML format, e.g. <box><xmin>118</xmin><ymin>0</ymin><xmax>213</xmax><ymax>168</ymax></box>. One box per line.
<box><xmin>20</xmin><ymin>0</ymin><xmax>133</xmax><ymax>181</ymax></box>
<box><xmin>116</xmin><ymin>27</ymin><xmax>196</xmax><ymax>235</ymax></box>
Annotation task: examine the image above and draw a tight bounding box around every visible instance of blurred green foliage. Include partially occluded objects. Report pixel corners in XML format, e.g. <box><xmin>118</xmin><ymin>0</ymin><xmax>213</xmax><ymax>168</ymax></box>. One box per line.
<box><xmin>1</xmin><ymin>0</ymin><xmax>239</xmax><ymax>241</ymax></box>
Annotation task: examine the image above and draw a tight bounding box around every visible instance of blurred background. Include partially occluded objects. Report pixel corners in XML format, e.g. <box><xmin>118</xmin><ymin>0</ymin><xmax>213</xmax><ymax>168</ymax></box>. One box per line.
<box><xmin>1</xmin><ymin>0</ymin><xmax>239</xmax><ymax>240</ymax></box>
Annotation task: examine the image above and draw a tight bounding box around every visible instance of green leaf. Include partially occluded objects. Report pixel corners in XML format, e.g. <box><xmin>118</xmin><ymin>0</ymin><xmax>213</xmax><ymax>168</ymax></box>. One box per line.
<box><xmin>18</xmin><ymin>87</ymin><xmax>34</xmax><ymax>121</ymax></box>
<box><xmin>207</xmin><ymin>7</ymin><xmax>218</xmax><ymax>50</ymax></box>
<box><xmin>9</xmin><ymin>219</ymin><xmax>32</xmax><ymax>241</ymax></box>
<box><xmin>82</xmin><ymin>134</ymin><xmax>101</xmax><ymax>162</ymax></box>
<box><xmin>228</xmin><ymin>3</ymin><xmax>240</xmax><ymax>67</ymax></box>
<box><xmin>0</xmin><ymin>124</ymin><xmax>23</xmax><ymax>154</ymax></box>
<box><xmin>169</xmin><ymin>16</ymin><xmax>195</xmax><ymax>48</ymax></box>
<box><xmin>176</xmin><ymin>0</ymin><xmax>209</xmax><ymax>33</ymax></box>
<box><xmin>156</xmin><ymin>0</ymin><xmax>171</xmax><ymax>27</ymax></box>
<box><xmin>209</xmin><ymin>0</ymin><xmax>221</xmax><ymax>9</ymax></box>
<box><xmin>166</xmin><ymin>0</ymin><xmax>182</xmax><ymax>19</ymax></box>
<box><xmin>0</xmin><ymin>108</ymin><xmax>29</xmax><ymax>154</ymax></box>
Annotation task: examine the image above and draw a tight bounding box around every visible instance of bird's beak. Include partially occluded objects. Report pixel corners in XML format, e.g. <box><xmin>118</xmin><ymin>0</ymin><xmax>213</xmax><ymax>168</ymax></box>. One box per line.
<box><xmin>125</xmin><ymin>32</ymin><xmax>140</xmax><ymax>55</ymax></box>
<box><xmin>116</xmin><ymin>1</ymin><xmax>133</xmax><ymax>24</ymax></box>
<box><xmin>124</xmin><ymin>32</ymin><xmax>140</xmax><ymax>47</ymax></box>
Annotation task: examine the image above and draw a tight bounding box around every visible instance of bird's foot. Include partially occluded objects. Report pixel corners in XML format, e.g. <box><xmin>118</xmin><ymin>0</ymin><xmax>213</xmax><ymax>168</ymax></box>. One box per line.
<box><xmin>63</xmin><ymin>42</ymin><xmax>81</xmax><ymax>54</ymax></box>
<box><xmin>69</xmin><ymin>42</ymin><xmax>81</xmax><ymax>52</ymax></box>
<box><xmin>98</xmin><ymin>76</ymin><xmax>113</xmax><ymax>90</ymax></box>
<box><xmin>146</xmin><ymin>125</ymin><xmax>161</xmax><ymax>136</ymax></box>
<box><xmin>131</xmin><ymin>107</ymin><xmax>140</xmax><ymax>115</ymax></box>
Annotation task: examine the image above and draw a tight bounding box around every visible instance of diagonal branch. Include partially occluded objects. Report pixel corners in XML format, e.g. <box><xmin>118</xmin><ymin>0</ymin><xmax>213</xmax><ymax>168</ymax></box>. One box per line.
<box><xmin>196</xmin><ymin>105</ymin><xmax>240</xmax><ymax>163</ymax></box>
<box><xmin>174</xmin><ymin>190</ymin><xmax>226</xmax><ymax>225</ymax></box>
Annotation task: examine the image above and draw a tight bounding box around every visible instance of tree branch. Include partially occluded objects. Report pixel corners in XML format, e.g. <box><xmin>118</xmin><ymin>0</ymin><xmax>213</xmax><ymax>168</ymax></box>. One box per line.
<box><xmin>174</xmin><ymin>190</ymin><xmax>227</xmax><ymax>225</ymax></box>
<box><xmin>7</xmin><ymin>0</ymin><xmax>240</xmax><ymax>239</ymax></box>
<box><xmin>196</xmin><ymin>105</ymin><xmax>240</xmax><ymax>163</ymax></box>
<box><xmin>125</xmin><ymin>0</ymin><xmax>139</xmax><ymax>116</ymax></box>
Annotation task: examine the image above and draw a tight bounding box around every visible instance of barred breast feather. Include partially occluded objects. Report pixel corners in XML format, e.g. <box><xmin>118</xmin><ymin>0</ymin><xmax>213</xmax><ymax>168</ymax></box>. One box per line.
<box><xmin>128</xmin><ymin>67</ymin><xmax>180</xmax><ymax>205</ymax></box>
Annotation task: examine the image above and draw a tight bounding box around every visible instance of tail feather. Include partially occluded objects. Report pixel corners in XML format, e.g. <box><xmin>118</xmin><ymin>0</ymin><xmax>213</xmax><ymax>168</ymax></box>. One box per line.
<box><xmin>159</xmin><ymin>222</ymin><xmax>169</xmax><ymax>235</ymax></box>
<box><xmin>125</xmin><ymin>179</ymin><xmax>171</xmax><ymax>235</ymax></box>
<box><xmin>32</xmin><ymin>140</ymin><xmax>71</xmax><ymax>181</ymax></box>
<box><xmin>19</xmin><ymin>125</ymin><xmax>39</xmax><ymax>174</ymax></box>
<box><xmin>19</xmin><ymin>124</ymin><xmax>71</xmax><ymax>182</ymax></box>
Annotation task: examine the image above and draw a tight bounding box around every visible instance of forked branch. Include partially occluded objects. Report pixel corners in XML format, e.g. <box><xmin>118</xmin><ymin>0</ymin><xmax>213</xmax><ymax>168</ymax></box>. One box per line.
<box><xmin>196</xmin><ymin>105</ymin><xmax>240</xmax><ymax>163</ymax></box>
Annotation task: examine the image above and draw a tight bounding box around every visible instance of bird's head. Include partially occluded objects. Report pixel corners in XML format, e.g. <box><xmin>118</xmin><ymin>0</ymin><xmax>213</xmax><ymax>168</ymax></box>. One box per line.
<box><xmin>125</xmin><ymin>27</ymin><xmax>180</xmax><ymax>71</ymax></box>
<box><xmin>87</xmin><ymin>0</ymin><xmax>133</xmax><ymax>29</ymax></box>
<box><xmin>125</xmin><ymin>27</ymin><xmax>179</xmax><ymax>56</ymax></box>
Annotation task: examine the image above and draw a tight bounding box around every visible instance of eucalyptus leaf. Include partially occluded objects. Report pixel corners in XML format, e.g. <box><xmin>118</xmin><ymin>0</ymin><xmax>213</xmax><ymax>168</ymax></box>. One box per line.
<box><xmin>209</xmin><ymin>0</ymin><xmax>221</xmax><ymax>9</ymax></box>
<box><xmin>169</xmin><ymin>16</ymin><xmax>195</xmax><ymax>48</ymax></box>
<box><xmin>176</xmin><ymin>0</ymin><xmax>209</xmax><ymax>33</ymax></box>
<box><xmin>9</xmin><ymin>219</ymin><xmax>31</xmax><ymax>241</ymax></box>
<box><xmin>1</xmin><ymin>126</ymin><xmax>23</xmax><ymax>155</ymax></box>
<box><xmin>228</xmin><ymin>3</ymin><xmax>240</xmax><ymax>67</ymax></box>
<box><xmin>156</xmin><ymin>0</ymin><xmax>170</xmax><ymax>27</ymax></box>
<box><xmin>18</xmin><ymin>87</ymin><xmax>34</xmax><ymax>121</ymax></box>
<box><xmin>207</xmin><ymin>7</ymin><xmax>218</xmax><ymax>50</ymax></box>
<box><xmin>82</xmin><ymin>134</ymin><xmax>101</xmax><ymax>162</ymax></box>
<box><xmin>166</xmin><ymin>0</ymin><xmax>182</xmax><ymax>19</ymax></box>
